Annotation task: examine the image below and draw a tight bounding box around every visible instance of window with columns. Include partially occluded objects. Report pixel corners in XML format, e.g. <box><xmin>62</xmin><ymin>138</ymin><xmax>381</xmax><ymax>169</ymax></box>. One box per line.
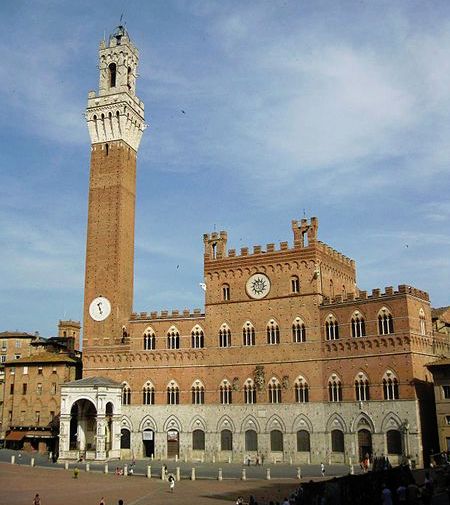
<box><xmin>268</xmin><ymin>378</ymin><xmax>282</xmax><ymax>403</ymax></box>
<box><xmin>191</xmin><ymin>326</ymin><xmax>205</xmax><ymax>349</ymax></box>
<box><xmin>325</xmin><ymin>314</ymin><xmax>339</xmax><ymax>340</ymax></box>
<box><xmin>354</xmin><ymin>372</ymin><xmax>370</xmax><ymax>401</ymax></box>
<box><xmin>167</xmin><ymin>381</ymin><xmax>179</xmax><ymax>405</ymax></box>
<box><xmin>142</xmin><ymin>381</ymin><xmax>155</xmax><ymax>405</ymax></box>
<box><xmin>167</xmin><ymin>327</ymin><xmax>180</xmax><ymax>349</ymax></box>
<box><xmin>219</xmin><ymin>380</ymin><xmax>232</xmax><ymax>404</ymax></box>
<box><xmin>243</xmin><ymin>378</ymin><xmax>257</xmax><ymax>404</ymax></box>
<box><xmin>383</xmin><ymin>370</ymin><xmax>399</xmax><ymax>400</ymax></box>
<box><xmin>191</xmin><ymin>380</ymin><xmax>205</xmax><ymax>404</ymax></box>
<box><xmin>351</xmin><ymin>311</ymin><xmax>366</xmax><ymax>338</ymax></box>
<box><xmin>243</xmin><ymin>322</ymin><xmax>255</xmax><ymax>346</ymax></box>
<box><xmin>222</xmin><ymin>283</ymin><xmax>230</xmax><ymax>301</ymax></box>
<box><xmin>328</xmin><ymin>374</ymin><xmax>342</xmax><ymax>402</ymax></box>
<box><xmin>143</xmin><ymin>328</ymin><xmax>156</xmax><ymax>350</ymax></box>
<box><xmin>122</xmin><ymin>383</ymin><xmax>131</xmax><ymax>405</ymax></box>
<box><xmin>378</xmin><ymin>307</ymin><xmax>394</xmax><ymax>335</ymax></box>
<box><xmin>291</xmin><ymin>275</ymin><xmax>300</xmax><ymax>293</ymax></box>
<box><xmin>294</xmin><ymin>376</ymin><xmax>309</xmax><ymax>403</ymax></box>
<box><xmin>219</xmin><ymin>324</ymin><xmax>231</xmax><ymax>348</ymax></box>
<box><xmin>292</xmin><ymin>317</ymin><xmax>306</xmax><ymax>343</ymax></box>
<box><xmin>267</xmin><ymin>319</ymin><xmax>280</xmax><ymax>344</ymax></box>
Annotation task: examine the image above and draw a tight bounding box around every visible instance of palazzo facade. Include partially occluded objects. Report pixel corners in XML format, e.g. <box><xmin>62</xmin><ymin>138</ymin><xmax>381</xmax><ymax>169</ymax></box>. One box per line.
<box><xmin>59</xmin><ymin>27</ymin><xmax>449</xmax><ymax>465</ymax></box>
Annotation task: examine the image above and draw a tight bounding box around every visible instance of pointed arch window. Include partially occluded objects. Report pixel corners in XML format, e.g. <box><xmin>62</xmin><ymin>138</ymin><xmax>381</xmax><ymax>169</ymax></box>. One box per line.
<box><xmin>191</xmin><ymin>326</ymin><xmax>204</xmax><ymax>349</ymax></box>
<box><xmin>378</xmin><ymin>308</ymin><xmax>394</xmax><ymax>335</ymax></box>
<box><xmin>219</xmin><ymin>380</ymin><xmax>232</xmax><ymax>405</ymax></box>
<box><xmin>191</xmin><ymin>380</ymin><xmax>205</xmax><ymax>405</ymax></box>
<box><xmin>331</xmin><ymin>430</ymin><xmax>344</xmax><ymax>452</ymax></box>
<box><xmin>268</xmin><ymin>378</ymin><xmax>282</xmax><ymax>404</ymax></box>
<box><xmin>243</xmin><ymin>322</ymin><xmax>255</xmax><ymax>346</ymax></box>
<box><xmin>291</xmin><ymin>275</ymin><xmax>300</xmax><ymax>293</ymax></box>
<box><xmin>328</xmin><ymin>374</ymin><xmax>342</xmax><ymax>402</ymax></box>
<box><xmin>142</xmin><ymin>381</ymin><xmax>155</xmax><ymax>405</ymax></box>
<box><xmin>222</xmin><ymin>283</ymin><xmax>230</xmax><ymax>301</ymax></box>
<box><xmin>192</xmin><ymin>429</ymin><xmax>205</xmax><ymax>450</ymax></box>
<box><xmin>294</xmin><ymin>376</ymin><xmax>309</xmax><ymax>403</ymax></box>
<box><xmin>383</xmin><ymin>370</ymin><xmax>399</xmax><ymax>400</ymax></box>
<box><xmin>419</xmin><ymin>308</ymin><xmax>426</xmax><ymax>336</ymax></box>
<box><xmin>351</xmin><ymin>312</ymin><xmax>366</xmax><ymax>338</ymax></box>
<box><xmin>267</xmin><ymin>319</ymin><xmax>280</xmax><ymax>345</ymax></box>
<box><xmin>143</xmin><ymin>328</ymin><xmax>156</xmax><ymax>350</ymax></box>
<box><xmin>297</xmin><ymin>430</ymin><xmax>310</xmax><ymax>452</ymax></box>
<box><xmin>292</xmin><ymin>317</ymin><xmax>306</xmax><ymax>343</ymax></box>
<box><xmin>167</xmin><ymin>327</ymin><xmax>180</xmax><ymax>349</ymax></box>
<box><xmin>354</xmin><ymin>372</ymin><xmax>370</xmax><ymax>401</ymax></box>
<box><xmin>243</xmin><ymin>378</ymin><xmax>257</xmax><ymax>404</ymax></box>
<box><xmin>167</xmin><ymin>381</ymin><xmax>179</xmax><ymax>405</ymax></box>
<box><xmin>386</xmin><ymin>430</ymin><xmax>402</xmax><ymax>454</ymax></box>
<box><xmin>122</xmin><ymin>383</ymin><xmax>131</xmax><ymax>405</ymax></box>
<box><xmin>221</xmin><ymin>429</ymin><xmax>233</xmax><ymax>451</ymax></box>
<box><xmin>219</xmin><ymin>324</ymin><xmax>231</xmax><ymax>348</ymax></box>
<box><xmin>109</xmin><ymin>63</ymin><xmax>117</xmax><ymax>88</ymax></box>
<box><xmin>325</xmin><ymin>315</ymin><xmax>339</xmax><ymax>340</ymax></box>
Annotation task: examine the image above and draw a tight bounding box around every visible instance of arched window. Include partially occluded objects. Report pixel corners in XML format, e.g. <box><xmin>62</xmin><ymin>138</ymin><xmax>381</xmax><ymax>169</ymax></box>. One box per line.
<box><xmin>292</xmin><ymin>317</ymin><xmax>306</xmax><ymax>343</ymax></box>
<box><xmin>267</xmin><ymin>319</ymin><xmax>280</xmax><ymax>344</ymax></box>
<box><xmin>191</xmin><ymin>326</ymin><xmax>204</xmax><ymax>349</ymax></box>
<box><xmin>297</xmin><ymin>430</ymin><xmax>310</xmax><ymax>452</ymax></box>
<box><xmin>167</xmin><ymin>381</ymin><xmax>179</xmax><ymax>405</ymax></box>
<box><xmin>219</xmin><ymin>324</ymin><xmax>231</xmax><ymax>348</ymax></box>
<box><xmin>222</xmin><ymin>283</ymin><xmax>230</xmax><ymax>301</ymax></box>
<box><xmin>221</xmin><ymin>429</ymin><xmax>233</xmax><ymax>451</ymax></box>
<box><xmin>109</xmin><ymin>63</ymin><xmax>117</xmax><ymax>88</ymax></box>
<box><xmin>270</xmin><ymin>430</ymin><xmax>283</xmax><ymax>451</ymax></box>
<box><xmin>268</xmin><ymin>378</ymin><xmax>282</xmax><ymax>403</ymax></box>
<box><xmin>386</xmin><ymin>429</ymin><xmax>402</xmax><ymax>454</ymax></box>
<box><xmin>191</xmin><ymin>380</ymin><xmax>205</xmax><ymax>405</ymax></box>
<box><xmin>328</xmin><ymin>374</ymin><xmax>342</xmax><ymax>402</ymax></box>
<box><xmin>325</xmin><ymin>315</ymin><xmax>339</xmax><ymax>340</ymax></box>
<box><xmin>419</xmin><ymin>308</ymin><xmax>426</xmax><ymax>336</ymax></box>
<box><xmin>219</xmin><ymin>380</ymin><xmax>232</xmax><ymax>405</ymax></box>
<box><xmin>243</xmin><ymin>378</ymin><xmax>257</xmax><ymax>404</ymax></box>
<box><xmin>243</xmin><ymin>322</ymin><xmax>255</xmax><ymax>346</ymax></box>
<box><xmin>291</xmin><ymin>275</ymin><xmax>300</xmax><ymax>293</ymax></box>
<box><xmin>142</xmin><ymin>381</ymin><xmax>155</xmax><ymax>405</ymax></box>
<box><xmin>122</xmin><ymin>383</ymin><xmax>131</xmax><ymax>405</ymax></box>
<box><xmin>354</xmin><ymin>372</ymin><xmax>370</xmax><ymax>401</ymax></box>
<box><xmin>294</xmin><ymin>376</ymin><xmax>309</xmax><ymax>403</ymax></box>
<box><xmin>331</xmin><ymin>430</ymin><xmax>344</xmax><ymax>452</ymax></box>
<box><xmin>143</xmin><ymin>328</ymin><xmax>156</xmax><ymax>350</ymax></box>
<box><xmin>192</xmin><ymin>429</ymin><xmax>205</xmax><ymax>450</ymax></box>
<box><xmin>245</xmin><ymin>430</ymin><xmax>258</xmax><ymax>451</ymax></box>
<box><xmin>378</xmin><ymin>308</ymin><xmax>394</xmax><ymax>335</ymax></box>
<box><xmin>383</xmin><ymin>370</ymin><xmax>399</xmax><ymax>400</ymax></box>
<box><xmin>167</xmin><ymin>327</ymin><xmax>180</xmax><ymax>349</ymax></box>
<box><xmin>351</xmin><ymin>311</ymin><xmax>366</xmax><ymax>338</ymax></box>
<box><xmin>121</xmin><ymin>428</ymin><xmax>131</xmax><ymax>449</ymax></box>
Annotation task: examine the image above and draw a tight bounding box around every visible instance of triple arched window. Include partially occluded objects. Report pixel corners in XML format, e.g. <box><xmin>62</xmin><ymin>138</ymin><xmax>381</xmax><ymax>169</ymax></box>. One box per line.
<box><xmin>142</xmin><ymin>381</ymin><xmax>155</xmax><ymax>405</ymax></box>
<box><xmin>191</xmin><ymin>380</ymin><xmax>205</xmax><ymax>404</ymax></box>
<box><xmin>167</xmin><ymin>381</ymin><xmax>179</xmax><ymax>405</ymax></box>
<box><xmin>267</xmin><ymin>319</ymin><xmax>280</xmax><ymax>344</ymax></box>
<box><xmin>122</xmin><ymin>383</ymin><xmax>131</xmax><ymax>405</ymax></box>
<box><xmin>325</xmin><ymin>315</ymin><xmax>339</xmax><ymax>340</ymax></box>
<box><xmin>243</xmin><ymin>378</ymin><xmax>257</xmax><ymax>404</ymax></box>
<box><xmin>219</xmin><ymin>379</ymin><xmax>232</xmax><ymax>404</ymax></box>
<box><xmin>383</xmin><ymin>370</ymin><xmax>399</xmax><ymax>400</ymax></box>
<box><xmin>219</xmin><ymin>324</ymin><xmax>231</xmax><ymax>348</ymax></box>
<box><xmin>243</xmin><ymin>322</ymin><xmax>256</xmax><ymax>346</ymax></box>
<box><xmin>292</xmin><ymin>317</ymin><xmax>306</xmax><ymax>343</ymax></box>
<box><xmin>351</xmin><ymin>312</ymin><xmax>366</xmax><ymax>338</ymax></box>
<box><xmin>328</xmin><ymin>374</ymin><xmax>342</xmax><ymax>402</ymax></box>
<box><xmin>143</xmin><ymin>328</ymin><xmax>156</xmax><ymax>350</ymax></box>
<box><xmin>354</xmin><ymin>372</ymin><xmax>370</xmax><ymax>401</ymax></box>
<box><xmin>378</xmin><ymin>308</ymin><xmax>394</xmax><ymax>335</ymax></box>
<box><xmin>167</xmin><ymin>327</ymin><xmax>180</xmax><ymax>349</ymax></box>
<box><xmin>191</xmin><ymin>326</ymin><xmax>205</xmax><ymax>348</ymax></box>
<box><xmin>294</xmin><ymin>376</ymin><xmax>309</xmax><ymax>403</ymax></box>
<box><xmin>268</xmin><ymin>378</ymin><xmax>282</xmax><ymax>403</ymax></box>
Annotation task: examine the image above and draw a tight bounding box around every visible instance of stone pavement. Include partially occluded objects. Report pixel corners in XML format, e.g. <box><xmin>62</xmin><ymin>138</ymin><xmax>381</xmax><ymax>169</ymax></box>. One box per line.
<box><xmin>0</xmin><ymin>462</ymin><xmax>303</xmax><ymax>505</ymax></box>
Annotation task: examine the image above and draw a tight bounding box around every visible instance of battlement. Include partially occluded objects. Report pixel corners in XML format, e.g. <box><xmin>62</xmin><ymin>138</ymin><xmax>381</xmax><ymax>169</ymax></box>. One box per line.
<box><xmin>315</xmin><ymin>240</ymin><xmax>355</xmax><ymax>267</ymax></box>
<box><xmin>130</xmin><ymin>308</ymin><xmax>205</xmax><ymax>322</ymax></box>
<box><xmin>321</xmin><ymin>284</ymin><xmax>430</xmax><ymax>306</ymax></box>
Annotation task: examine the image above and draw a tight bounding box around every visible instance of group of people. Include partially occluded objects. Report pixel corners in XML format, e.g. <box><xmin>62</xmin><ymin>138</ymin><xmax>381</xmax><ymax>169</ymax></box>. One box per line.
<box><xmin>246</xmin><ymin>453</ymin><xmax>265</xmax><ymax>466</ymax></box>
<box><xmin>236</xmin><ymin>486</ymin><xmax>305</xmax><ymax>505</ymax></box>
<box><xmin>381</xmin><ymin>471</ymin><xmax>434</xmax><ymax>505</ymax></box>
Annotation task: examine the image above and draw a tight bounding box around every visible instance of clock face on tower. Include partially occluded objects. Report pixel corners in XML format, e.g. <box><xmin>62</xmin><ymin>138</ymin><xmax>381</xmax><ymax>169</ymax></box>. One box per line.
<box><xmin>246</xmin><ymin>273</ymin><xmax>271</xmax><ymax>299</ymax></box>
<box><xmin>89</xmin><ymin>296</ymin><xmax>112</xmax><ymax>322</ymax></box>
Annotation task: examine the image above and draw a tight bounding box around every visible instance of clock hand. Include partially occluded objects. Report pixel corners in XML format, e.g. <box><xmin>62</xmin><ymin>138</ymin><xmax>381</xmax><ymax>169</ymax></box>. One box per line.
<box><xmin>97</xmin><ymin>302</ymin><xmax>103</xmax><ymax>314</ymax></box>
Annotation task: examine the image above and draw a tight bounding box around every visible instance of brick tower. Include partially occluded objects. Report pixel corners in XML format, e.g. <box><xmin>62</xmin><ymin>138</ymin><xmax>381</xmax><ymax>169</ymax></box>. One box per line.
<box><xmin>82</xmin><ymin>26</ymin><xmax>146</xmax><ymax>350</ymax></box>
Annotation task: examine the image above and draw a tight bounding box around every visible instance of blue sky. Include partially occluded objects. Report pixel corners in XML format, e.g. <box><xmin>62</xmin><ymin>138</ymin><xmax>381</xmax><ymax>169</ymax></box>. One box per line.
<box><xmin>1</xmin><ymin>0</ymin><xmax>450</xmax><ymax>337</ymax></box>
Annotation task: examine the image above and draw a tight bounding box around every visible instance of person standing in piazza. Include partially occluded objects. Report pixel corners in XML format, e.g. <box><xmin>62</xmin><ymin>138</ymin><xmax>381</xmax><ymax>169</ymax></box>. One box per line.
<box><xmin>168</xmin><ymin>473</ymin><xmax>175</xmax><ymax>492</ymax></box>
<box><xmin>320</xmin><ymin>462</ymin><xmax>325</xmax><ymax>477</ymax></box>
<box><xmin>32</xmin><ymin>494</ymin><xmax>41</xmax><ymax>505</ymax></box>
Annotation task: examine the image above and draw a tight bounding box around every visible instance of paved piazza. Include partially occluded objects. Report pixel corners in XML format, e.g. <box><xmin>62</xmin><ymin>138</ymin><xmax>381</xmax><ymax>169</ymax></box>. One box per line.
<box><xmin>1</xmin><ymin>462</ymin><xmax>305</xmax><ymax>505</ymax></box>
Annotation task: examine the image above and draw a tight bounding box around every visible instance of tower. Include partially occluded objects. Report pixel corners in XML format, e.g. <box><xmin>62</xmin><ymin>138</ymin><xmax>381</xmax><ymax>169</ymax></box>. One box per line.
<box><xmin>82</xmin><ymin>26</ymin><xmax>146</xmax><ymax>349</ymax></box>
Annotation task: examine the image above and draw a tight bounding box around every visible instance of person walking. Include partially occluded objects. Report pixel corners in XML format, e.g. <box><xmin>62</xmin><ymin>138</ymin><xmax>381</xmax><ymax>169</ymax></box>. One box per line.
<box><xmin>168</xmin><ymin>473</ymin><xmax>175</xmax><ymax>492</ymax></box>
<box><xmin>320</xmin><ymin>462</ymin><xmax>325</xmax><ymax>477</ymax></box>
<box><xmin>32</xmin><ymin>494</ymin><xmax>41</xmax><ymax>505</ymax></box>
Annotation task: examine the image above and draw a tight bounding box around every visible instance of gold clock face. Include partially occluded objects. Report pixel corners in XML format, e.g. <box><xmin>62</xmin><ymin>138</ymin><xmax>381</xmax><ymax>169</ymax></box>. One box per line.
<box><xmin>246</xmin><ymin>273</ymin><xmax>271</xmax><ymax>299</ymax></box>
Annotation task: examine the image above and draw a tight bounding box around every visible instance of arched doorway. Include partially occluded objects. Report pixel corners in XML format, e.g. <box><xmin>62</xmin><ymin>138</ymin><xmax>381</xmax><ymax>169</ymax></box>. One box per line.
<box><xmin>143</xmin><ymin>429</ymin><xmax>155</xmax><ymax>458</ymax></box>
<box><xmin>358</xmin><ymin>429</ymin><xmax>372</xmax><ymax>461</ymax></box>
<box><xmin>69</xmin><ymin>399</ymin><xmax>97</xmax><ymax>454</ymax></box>
<box><xmin>167</xmin><ymin>429</ymin><xmax>179</xmax><ymax>459</ymax></box>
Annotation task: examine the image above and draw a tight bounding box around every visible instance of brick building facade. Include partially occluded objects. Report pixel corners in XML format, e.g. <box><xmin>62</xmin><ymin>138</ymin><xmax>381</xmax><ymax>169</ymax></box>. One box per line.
<box><xmin>59</xmin><ymin>27</ymin><xmax>449</xmax><ymax>466</ymax></box>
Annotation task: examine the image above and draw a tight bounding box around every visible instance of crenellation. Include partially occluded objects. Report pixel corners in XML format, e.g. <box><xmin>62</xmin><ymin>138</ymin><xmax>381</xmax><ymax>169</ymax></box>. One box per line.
<box><xmin>151</xmin><ymin>311</ymin><xmax>158</xmax><ymax>319</ymax></box>
<box><xmin>160</xmin><ymin>310</ymin><xmax>168</xmax><ymax>318</ymax></box>
<box><xmin>183</xmin><ymin>309</ymin><xmax>190</xmax><ymax>317</ymax></box>
<box><xmin>267</xmin><ymin>243</ymin><xmax>275</xmax><ymax>252</ymax></box>
<box><xmin>171</xmin><ymin>310</ymin><xmax>179</xmax><ymax>317</ymax></box>
<box><xmin>253</xmin><ymin>245</ymin><xmax>262</xmax><ymax>254</ymax></box>
<box><xmin>372</xmin><ymin>288</ymin><xmax>381</xmax><ymax>297</ymax></box>
<box><xmin>228</xmin><ymin>249</ymin><xmax>236</xmax><ymax>257</ymax></box>
<box><xmin>385</xmin><ymin>286</ymin><xmax>394</xmax><ymax>296</ymax></box>
<box><xmin>280</xmin><ymin>241</ymin><xmax>288</xmax><ymax>250</ymax></box>
<box><xmin>241</xmin><ymin>247</ymin><xmax>248</xmax><ymax>256</ymax></box>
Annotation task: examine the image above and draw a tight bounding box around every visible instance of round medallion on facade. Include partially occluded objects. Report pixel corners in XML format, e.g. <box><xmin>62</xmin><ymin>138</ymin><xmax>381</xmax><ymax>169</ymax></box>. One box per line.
<box><xmin>89</xmin><ymin>296</ymin><xmax>112</xmax><ymax>321</ymax></box>
<box><xmin>246</xmin><ymin>273</ymin><xmax>271</xmax><ymax>299</ymax></box>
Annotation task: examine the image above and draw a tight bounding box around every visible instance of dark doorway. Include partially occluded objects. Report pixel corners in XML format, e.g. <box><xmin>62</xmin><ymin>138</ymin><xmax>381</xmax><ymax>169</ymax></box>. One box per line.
<box><xmin>358</xmin><ymin>429</ymin><xmax>372</xmax><ymax>461</ymax></box>
<box><xmin>143</xmin><ymin>429</ymin><xmax>154</xmax><ymax>457</ymax></box>
<box><xmin>167</xmin><ymin>430</ymin><xmax>179</xmax><ymax>459</ymax></box>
